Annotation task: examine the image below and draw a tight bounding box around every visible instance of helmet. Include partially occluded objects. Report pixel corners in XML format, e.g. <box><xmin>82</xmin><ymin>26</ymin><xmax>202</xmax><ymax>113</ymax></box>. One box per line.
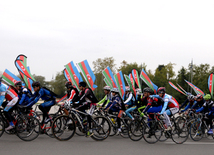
<box><xmin>136</xmin><ymin>88</ymin><xmax>142</xmax><ymax>94</ymax></box>
<box><xmin>204</xmin><ymin>94</ymin><xmax>211</xmax><ymax>100</ymax></box>
<box><xmin>79</xmin><ymin>81</ymin><xmax>87</xmax><ymax>87</ymax></box>
<box><xmin>15</xmin><ymin>81</ymin><xmax>22</xmax><ymax>87</ymax></box>
<box><xmin>143</xmin><ymin>87</ymin><xmax>154</xmax><ymax>94</ymax></box>
<box><xmin>157</xmin><ymin>87</ymin><xmax>166</xmax><ymax>94</ymax></box>
<box><xmin>32</xmin><ymin>81</ymin><xmax>40</xmax><ymax>87</ymax></box>
<box><xmin>111</xmin><ymin>88</ymin><xmax>119</xmax><ymax>93</ymax></box>
<box><xmin>196</xmin><ymin>94</ymin><xmax>203</xmax><ymax>100</ymax></box>
<box><xmin>103</xmin><ymin>86</ymin><xmax>111</xmax><ymax>91</ymax></box>
<box><xmin>65</xmin><ymin>81</ymin><xmax>73</xmax><ymax>88</ymax></box>
<box><xmin>188</xmin><ymin>95</ymin><xmax>195</xmax><ymax>100</ymax></box>
<box><xmin>125</xmin><ymin>86</ymin><xmax>130</xmax><ymax>91</ymax></box>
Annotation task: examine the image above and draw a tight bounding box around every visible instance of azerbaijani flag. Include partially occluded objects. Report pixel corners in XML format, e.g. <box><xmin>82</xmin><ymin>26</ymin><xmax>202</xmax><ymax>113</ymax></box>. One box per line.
<box><xmin>15</xmin><ymin>55</ymin><xmax>36</xmax><ymax>81</ymax></box>
<box><xmin>129</xmin><ymin>73</ymin><xmax>135</xmax><ymax>88</ymax></box>
<box><xmin>2</xmin><ymin>69</ymin><xmax>22</xmax><ymax>86</ymax></box>
<box><xmin>168</xmin><ymin>81</ymin><xmax>187</xmax><ymax>96</ymax></box>
<box><xmin>124</xmin><ymin>74</ymin><xmax>136</xmax><ymax>96</ymax></box>
<box><xmin>177</xmin><ymin>83</ymin><xmax>187</xmax><ymax>95</ymax></box>
<box><xmin>114</xmin><ymin>71</ymin><xmax>126</xmax><ymax>97</ymax></box>
<box><xmin>208</xmin><ymin>73</ymin><xmax>214</xmax><ymax>98</ymax></box>
<box><xmin>104</xmin><ymin>78</ymin><xmax>113</xmax><ymax>89</ymax></box>
<box><xmin>63</xmin><ymin>68</ymin><xmax>73</xmax><ymax>83</ymax></box>
<box><xmin>185</xmin><ymin>80</ymin><xmax>205</xmax><ymax>96</ymax></box>
<box><xmin>132</xmin><ymin>69</ymin><xmax>141</xmax><ymax>90</ymax></box>
<box><xmin>65</xmin><ymin>61</ymin><xmax>83</xmax><ymax>91</ymax></box>
<box><xmin>19</xmin><ymin>67</ymin><xmax>34</xmax><ymax>91</ymax></box>
<box><xmin>140</xmin><ymin>69</ymin><xmax>158</xmax><ymax>94</ymax></box>
<box><xmin>77</xmin><ymin>60</ymin><xmax>97</xmax><ymax>91</ymax></box>
<box><xmin>102</xmin><ymin>66</ymin><xmax>117</xmax><ymax>88</ymax></box>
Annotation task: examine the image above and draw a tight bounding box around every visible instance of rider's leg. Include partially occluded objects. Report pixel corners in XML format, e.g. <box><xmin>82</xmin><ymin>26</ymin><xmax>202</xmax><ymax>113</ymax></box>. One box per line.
<box><xmin>125</xmin><ymin>106</ymin><xmax>136</xmax><ymax>120</ymax></box>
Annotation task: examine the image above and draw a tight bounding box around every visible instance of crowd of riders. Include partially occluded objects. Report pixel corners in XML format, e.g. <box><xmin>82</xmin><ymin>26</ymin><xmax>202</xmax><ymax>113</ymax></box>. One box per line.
<box><xmin>0</xmin><ymin>76</ymin><xmax>214</xmax><ymax>136</ymax></box>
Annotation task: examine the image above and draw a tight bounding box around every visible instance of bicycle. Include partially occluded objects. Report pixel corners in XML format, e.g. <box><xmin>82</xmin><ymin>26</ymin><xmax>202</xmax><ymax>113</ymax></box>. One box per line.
<box><xmin>0</xmin><ymin>106</ymin><xmax>40</xmax><ymax>141</ymax></box>
<box><xmin>51</xmin><ymin>106</ymin><xmax>111</xmax><ymax>141</ymax></box>
<box><xmin>189</xmin><ymin>113</ymin><xmax>214</xmax><ymax>141</ymax></box>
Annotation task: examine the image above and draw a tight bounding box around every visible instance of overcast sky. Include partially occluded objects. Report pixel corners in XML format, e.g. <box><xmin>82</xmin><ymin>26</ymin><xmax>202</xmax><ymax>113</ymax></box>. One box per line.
<box><xmin>1</xmin><ymin>0</ymin><xmax>214</xmax><ymax>81</ymax></box>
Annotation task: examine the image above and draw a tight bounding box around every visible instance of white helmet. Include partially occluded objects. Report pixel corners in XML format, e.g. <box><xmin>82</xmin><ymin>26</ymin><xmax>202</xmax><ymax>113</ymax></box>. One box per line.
<box><xmin>111</xmin><ymin>88</ymin><xmax>119</xmax><ymax>93</ymax></box>
<box><xmin>103</xmin><ymin>86</ymin><xmax>111</xmax><ymax>91</ymax></box>
<box><xmin>125</xmin><ymin>86</ymin><xmax>130</xmax><ymax>91</ymax></box>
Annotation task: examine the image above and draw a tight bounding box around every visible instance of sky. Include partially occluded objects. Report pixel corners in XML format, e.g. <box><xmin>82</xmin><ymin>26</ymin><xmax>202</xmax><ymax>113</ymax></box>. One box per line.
<box><xmin>1</xmin><ymin>0</ymin><xmax>214</xmax><ymax>81</ymax></box>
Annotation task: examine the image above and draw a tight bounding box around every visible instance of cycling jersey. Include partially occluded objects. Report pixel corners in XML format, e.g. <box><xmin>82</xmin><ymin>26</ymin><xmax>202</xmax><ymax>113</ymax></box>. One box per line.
<box><xmin>123</xmin><ymin>92</ymin><xmax>135</xmax><ymax>107</ymax></box>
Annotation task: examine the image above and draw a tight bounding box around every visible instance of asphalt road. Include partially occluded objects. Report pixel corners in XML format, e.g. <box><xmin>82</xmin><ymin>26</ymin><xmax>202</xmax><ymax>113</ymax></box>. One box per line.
<box><xmin>0</xmin><ymin>133</ymin><xmax>214</xmax><ymax>155</ymax></box>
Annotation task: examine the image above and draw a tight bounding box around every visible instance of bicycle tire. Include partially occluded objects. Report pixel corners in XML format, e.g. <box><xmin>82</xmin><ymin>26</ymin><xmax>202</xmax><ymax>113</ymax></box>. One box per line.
<box><xmin>90</xmin><ymin>116</ymin><xmax>111</xmax><ymax>141</ymax></box>
<box><xmin>143</xmin><ymin>120</ymin><xmax>162</xmax><ymax>144</ymax></box>
<box><xmin>128</xmin><ymin>118</ymin><xmax>144</xmax><ymax>141</ymax></box>
<box><xmin>189</xmin><ymin>120</ymin><xmax>203</xmax><ymax>141</ymax></box>
<box><xmin>0</xmin><ymin>117</ymin><xmax>5</xmax><ymax>137</ymax></box>
<box><xmin>16</xmin><ymin>116</ymin><xmax>40</xmax><ymax>141</ymax></box>
<box><xmin>52</xmin><ymin>115</ymin><xmax>76</xmax><ymax>141</ymax></box>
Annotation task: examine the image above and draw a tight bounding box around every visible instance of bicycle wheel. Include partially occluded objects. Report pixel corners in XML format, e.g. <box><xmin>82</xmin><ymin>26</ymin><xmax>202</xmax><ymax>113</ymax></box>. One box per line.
<box><xmin>0</xmin><ymin>117</ymin><xmax>5</xmax><ymax>137</ymax></box>
<box><xmin>128</xmin><ymin>118</ymin><xmax>144</xmax><ymax>141</ymax></box>
<box><xmin>143</xmin><ymin>120</ymin><xmax>162</xmax><ymax>144</ymax></box>
<box><xmin>190</xmin><ymin>120</ymin><xmax>203</xmax><ymax>141</ymax></box>
<box><xmin>108</xmin><ymin>116</ymin><xmax>117</xmax><ymax>137</ymax></box>
<box><xmin>70</xmin><ymin>113</ymin><xmax>84</xmax><ymax>136</ymax></box>
<box><xmin>52</xmin><ymin>115</ymin><xmax>76</xmax><ymax>141</ymax></box>
<box><xmin>16</xmin><ymin>116</ymin><xmax>40</xmax><ymax>141</ymax></box>
<box><xmin>171</xmin><ymin>117</ymin><xmax>189</xmax><ymax>144</ymax></box>
<box><xmin>90</xmin><ymin>116</ymin><xmax>111</xmax><ymax>141</ymax></box>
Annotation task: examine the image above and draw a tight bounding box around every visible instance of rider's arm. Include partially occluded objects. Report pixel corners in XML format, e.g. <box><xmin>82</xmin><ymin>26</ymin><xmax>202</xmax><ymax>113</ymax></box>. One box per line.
<box><xmin>190</xmin><ymin>101</ymin><xmax>198</xmax><ymax>110</ymax></box>
<box><xmin>159</xmin><ymin>99</ymin><xmax>169</xmax><ymax>114</ymax></box>
<box><xmin>0</xmin><ymin>88</ymin><xmax>6</xmax><ymax>106</ymax></box>
<box><xmin>104</xmin><ymin>101</ymin><xmax>112</xmax><ymax>110</ymax></box>
<box><xmin>26</xmin><ymin>91</ymin><xmax>43</xmax><ymax>107</ymax></box>
<box><xmin>67</xmin><ymin>90</ymin><xmax>76</xmax><ymax>102</ymax></box>
<box><xmin>19</xmin><ymin>94</ymin><xmax>27</xmax><ymax>105</ymax></box>
<box><xmin>124</xmin><ymin>93</ymin><xmax>133</xmax><ymax>104</ymax></box>
<box><xmin>181</xmin><ymin>103</ymin><xmax>190</xmax><ymax>112</ymax></box>
<box><xmin>97</xmin><ymin>95</ymin><xmax>107</xmax><ymax>105</ymax></box>
<box><xmin>196</xmin><ymin>106</ymin><xmax>204</xmax><ymax>113</ymax></box>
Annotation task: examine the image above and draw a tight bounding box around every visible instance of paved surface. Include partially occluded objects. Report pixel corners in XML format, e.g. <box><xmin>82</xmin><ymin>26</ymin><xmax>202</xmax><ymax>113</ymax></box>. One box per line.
<box><xmin>0</xmin><ymin>133</ymin><xmax>214</xmax><ymax>155</ymax></box>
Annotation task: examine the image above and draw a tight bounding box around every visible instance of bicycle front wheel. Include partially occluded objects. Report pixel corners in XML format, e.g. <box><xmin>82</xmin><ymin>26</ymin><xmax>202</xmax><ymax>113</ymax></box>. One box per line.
<box><xmin>171</xmin><ymin>117</ymin><xmax>189</xmax><ymax>144</ymax></box>
<box><xmin>90</xmin><ymin>116</ymin><xmax>111</xmax><ymax>141</ymax></box>
<box><xmin>189</xmin><ymin>120</ymin><xmax>203</xmax><ymax>141</ymax></box>
<box><xmin>128</xmin><ymin>119</ymin><xmax>144</xmax><ymax>141</ymax></box>
<box><xmin>16</xmin><ymin>116</ymin><xmax>40</xmax><ymax>141</ymax></box>
<box><xmin>52</xmin><ymin>115</ymin><xmax>76</xmax><ymax>141</ymax></box>
<box><xmin>143</xmin><ymin>120</ymin><xmax>162</xmax><ymax>144</ymax></box>
<box><xmin>0</xmin><ymin>117</ymin><xmax>5</xmax><ymax>137</ymax></box>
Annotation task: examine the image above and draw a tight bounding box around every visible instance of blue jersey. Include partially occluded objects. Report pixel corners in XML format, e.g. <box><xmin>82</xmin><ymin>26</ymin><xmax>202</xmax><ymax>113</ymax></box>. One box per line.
<box><xmin>26</xmin><ymin>87</ymin><xmax>56</xmax><ymax>107</ymax></box>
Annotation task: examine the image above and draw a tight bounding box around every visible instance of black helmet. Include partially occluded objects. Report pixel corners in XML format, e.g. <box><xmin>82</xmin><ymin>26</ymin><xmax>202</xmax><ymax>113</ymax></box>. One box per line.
<box><xmin>65</xmin><ymin>81</ymin><xmax>73</xmax><ymax>89</ymax></box>
<box><xmin>79</xmin><ymin>81</ymin><xmax>87</xmax><ymax>87</ymax></box>
<box><xmin>15</xmin><ymin>81</ymin><xmax>22</xmax><ymax>87</ymax></box>
<box><xmin>32</xmin><ymin>81</ymin><xmax>40</xmax><ymax>87</ymax></box>
<box><xmin>143</xmin><ymin>87</ymin><xmax>154</xmax><ymax>94</ymax></box>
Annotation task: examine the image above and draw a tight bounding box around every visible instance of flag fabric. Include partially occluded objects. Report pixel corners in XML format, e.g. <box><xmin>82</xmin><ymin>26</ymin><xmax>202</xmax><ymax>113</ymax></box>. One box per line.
<box><xmin>57</xmin><ymin>94</ymin><xmax>67</xmax><ymax>103</ymax></box>
<box><xmin>185</xmin><ymin>80</ymin><xmax>205</xmax><ymax>96</ymax></box>
<box><xmin>114</xmin><ymin>71</ymin><xmax>126</xmax><ymax>97</ymax></box>
<box><xmin>65</xmin><ymin>61</ymin><xmax>83</xmax><ymax>91</ymax></box>
<box><xmin>132</xmin><ymin>69</ymin><xmax>141</xmax><ymax>90</ymax></box>
<box><xmin>124</xmin><ymin>74</ymin><xmax>136</xmax><ymax>96</ymax></box>
<box><xmin>19</xmin><ymin>67</ymin><xmax>34</xmax><ymax>91</ymax></box>
<box><xmin>208</xmin><ymin>73</ymin><xmax>214</xmax><ymax>98</ymax></box>
<box><xmin>63</xmin><ymin>68</ymin><xmax>73</xmax><ymax>83</ymax></box>
<box><xmin>177</xmin><ymin>83</ymin><xmax>187</xmax><ymax>95</ymax></box>
<box><xmin>104</xmin><ymin>78</ymin><xmax>113</xmax><ymax>89</ymax></box>
<box><xmin>168</xmin><ymin>81</ymin><xmax>187</xmax><ymax>96</ymax></box>
<box><xmin>77</xmin><ymin>60</ymin><xmax>97</xmax><ymax>91</ymax></box>
<box><xmin>15</xmin><ymin>55</ymin><xmax>36</xmax><ymax>81</ymax></box>
<box><xmin>129</xmin><ymin>73</ymin><xmax>135</xmax><ymax>88</ymax></box>
<box><xmin>102</xmin><ymin>66</ymin><xmax>117</xmax><ymax>88</ymax></box>
<box><xmin>140</xmin><ymin>69</ymin><xmax>158</xmax><ymax>94</ymax></box>
<box><xmin>2</xmin><ymin>69</ymin><xmax>22</xmax><ymax>86</ymax></box>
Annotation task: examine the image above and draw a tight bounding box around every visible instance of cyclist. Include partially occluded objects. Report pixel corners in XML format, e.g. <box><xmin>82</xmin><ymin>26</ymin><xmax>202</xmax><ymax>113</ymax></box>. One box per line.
<box><xmin>97</xmin><ymin>86</ymin><xmax>112</xmax><ymax>108</ymax></box>
<box><xmin>60</xmin><ymin>81</ymin><xmax>79</xmax><ymax>117</ymax></box>
<box><xmin>196</xmin><ymin>94</ymin><xmax>214</xmax><ymax>134</ymax></box>
<box><xmin>76</xmin><ymin>81</ymin><xmax>98</xmax><ymax>137</ymax></box>
<box><xmin>152</xmin><ymin>87</ymin><xmax>179</xmax><ymax>131</ymax></box>
<box><xmin>180</xmin><ymin>95</ymin><xmax>196</xmax><ymax>113</ymax></box>
<box><xmin>123</xmin><ymin>86</ymin><xmax>135</xmax><ymax>108</ymax></box>
<box><xmin>179</xmin><ymin>92</ymin><xmax>193</xmax><ymax>110</ymax></box>
<box><xmin>104</xmin><ymin>88</ymin><xmax>125</xmax><ymax>133</ymax></box>
<box><xmin>0</xmin><ymin>77</ymin><xmax>19</xmax><ymax>130</ymax></box>
<box><xmin>26</xmin><ymin>81</ymin><xmax>57</xmax><ymax>124</ymax></box>
<box><xmin>141</xmin><ymin>87</ymin><xmax>163</xmax><ymax>117</ymax></box>
<box><xmin>191</xmin><ymin>94</ymin><xmax>205</xmax><ymax>110</ymax></box>
<box><xmin>14</xmin><ymin>81</ymin><xmax>32</xmax><ymax>106</ymax></box>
